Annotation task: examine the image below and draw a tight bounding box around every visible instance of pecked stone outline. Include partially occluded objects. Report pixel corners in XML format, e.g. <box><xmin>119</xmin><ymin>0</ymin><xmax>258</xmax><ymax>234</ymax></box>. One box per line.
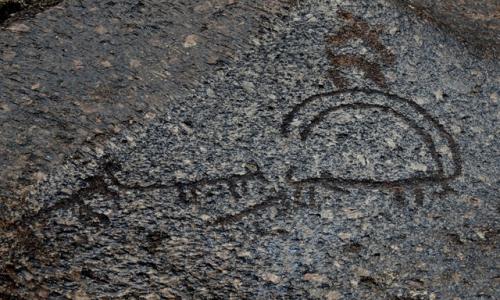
<box><xmin>326</xmin><ymin>10</ymin><xmax>396</xmax><ymax>89</ymax></box>
<box><xmin>1</xmin><ymin>158</ymin><xmax>268</xmax><ymax>233</ymax></box>
<box><xmin>14</xmin><ymin>89</ymin><xmax>461</xmax><ymax>228</ymax></box>
<box><xmin>3</xmin><ymin>88</ymin><xmax>463</xmax><ymax>232</ymax></box>
<box><xmin>281</xmin><ymin>88</ymin><xmax>462</xmax><ymax>203</ymax></box>
<box><xmin>101</xmin><ymin>160</ymin><xmax>268</xmax><ymax>205</ymax></box>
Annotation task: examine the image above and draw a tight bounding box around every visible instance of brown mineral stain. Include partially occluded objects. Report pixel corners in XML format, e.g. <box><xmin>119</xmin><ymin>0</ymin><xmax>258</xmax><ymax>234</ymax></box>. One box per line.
<box><xmin>72</xmin><ymin>59</ymin><xmax>84</xmax><ymax>70</ymax></box>
<box><xmin>129</xmin><ymin>59</ymin><xmax>142</xmax><ymax>68</ymax></box>
<box><xmin>183</xmin><ymin>34</ymin><xmax>199</xmax><ymax>48</ymax></box>
<box><xmin>100</xmin><ymin>60</ymin><xmax>112</xmax><ymax>68</ymax></box>
<box><xmin>73</xmin><ymin>289</ymin><xmax>91</xmax><ymax>300</ymax></box>
<box><xmin>326</xmin><ymin>290</ymin><xmax>342</xmax><ymax>300</ymax></box>
<box><xmin>7</xmin><ymin>22</ymin><xmax>30</xmax><ymax>33</ymax></box>
<box><xmin>95</xmin><ymin>24</ymin><xmax>107</xmax><ymax>35</ymax></box>
<box><xmin>262</xmin><ymin>272</ymin><xmax>281</xmax><ymax>284</ymax></box>
<box><xmin>303</xmin><ymin>273</ymin><xmax>327</xmax><ymax>283</ymax></box>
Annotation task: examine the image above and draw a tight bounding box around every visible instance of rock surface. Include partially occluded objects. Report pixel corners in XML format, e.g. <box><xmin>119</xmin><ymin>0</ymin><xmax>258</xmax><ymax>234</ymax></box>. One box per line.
<box><xmin>0</xmin><ymin>0</ymin><xmax>61</xmax><ymax>23</ymax></box>
<box><xmin>1</xmin><ymin>0</ymin><xmax>499</xmax><ymax>299</ymax></box>
<box><xmin>0</xmin><ymin>0</ymin><xmax>288</xmax><ymax>203</ymax></box>
<box><xmin>393</xmin><ymin>0</ymin><xmax>499</xmax><ymax>56</ymax></box>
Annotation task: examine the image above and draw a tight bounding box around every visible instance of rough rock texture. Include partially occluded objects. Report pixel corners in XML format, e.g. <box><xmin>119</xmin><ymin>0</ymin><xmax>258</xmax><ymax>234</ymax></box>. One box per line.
<box><xmin>0</xmin><ymin>0</ymin><xmax>289</xmax><ymax>204</ymax></box>
<box><xmin>0</xmin><ymin>0</ymin><xmax>61</xmax><ymax>23</ymax></box>
<box><xmin>1</xmin><ymin>0</ymin><xmax>499</xmax><ymax>299</ymax></box>
<box><xmin>393</xmin><ymin>0</ymin><xmax>500</xmax><ymax>56</ymax></box>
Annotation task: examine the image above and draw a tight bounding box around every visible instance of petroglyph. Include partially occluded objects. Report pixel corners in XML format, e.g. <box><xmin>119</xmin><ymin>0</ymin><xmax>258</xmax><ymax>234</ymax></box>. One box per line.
<box><xmin>327</xmin><ymin>10</ymin><xmax>395</xmax><ymax>89</ymax></box>
<box><xmin>5</xmin><ymin>158</ymin><xmax>270</xmax><ymax>230</ymax></box>
<box><xmin>5</xmin><ymin>10</ymin><xmax>462</xmax><ymax>229</ymax></box>
<box><xmin>173</xmin><ymin>88</ymin><xmax>462</xmax><ymax>224</ymax></box>
<box><xmin>282</xmin><ymin>88</ymin><xmax>462</xmax><ymax>205</ymax></box>
<box><xmin>10</xmin><ymin>86</ymin><xmax>462</xmax><ymax>229</ymax></box>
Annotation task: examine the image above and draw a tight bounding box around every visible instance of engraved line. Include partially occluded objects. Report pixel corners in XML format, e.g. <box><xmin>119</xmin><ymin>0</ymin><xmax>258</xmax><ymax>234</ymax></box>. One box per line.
<box><xmin>300</xmin><ymin>102</ymin><xmax>444</xmax><ymax>177</ymax></box>
<box><xmin>281</xmin><ymin>88</ymin><xmax>462</xmax><ymax>182</ymax></box>
<box><xmin>209</xmin><ymin>193</ymin><xmax>284</xmax><ymax>226</ymax></box>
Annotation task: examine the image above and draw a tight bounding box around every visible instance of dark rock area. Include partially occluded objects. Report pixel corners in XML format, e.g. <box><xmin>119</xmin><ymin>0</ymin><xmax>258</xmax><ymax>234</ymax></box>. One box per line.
<box><xmin>393</xmin><ymin>0</ymin><xmax>499</xmax><ymax>57</ymax></box>
<box><xmin>0</xmin><ymin>0</ymin><xmax>61</xmax><ymax>23</ymax></box>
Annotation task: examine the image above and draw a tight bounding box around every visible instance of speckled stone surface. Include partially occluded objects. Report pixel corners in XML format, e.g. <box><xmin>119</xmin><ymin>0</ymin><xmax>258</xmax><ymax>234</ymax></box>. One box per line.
<box><xmin>0</xmin><ymin>0</ymin><xmax>288</xmax><ymax>201</ymax></box>
<box><xmin>393</xmin><ymin>0</ymin><xmax>499</xmax><ymax>56</ymax></box>
<box><xmin>1</xmin><ymin>0</ymin><xmax>499</xmax><ymax>299</ymax></box>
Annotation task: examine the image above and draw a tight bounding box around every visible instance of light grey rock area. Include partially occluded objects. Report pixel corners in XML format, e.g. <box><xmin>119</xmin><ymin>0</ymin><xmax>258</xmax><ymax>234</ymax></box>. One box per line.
<box><xmin>1</xmin><ymin>0</ymin><xmax>499</xmax><ymax>299</ymax></box>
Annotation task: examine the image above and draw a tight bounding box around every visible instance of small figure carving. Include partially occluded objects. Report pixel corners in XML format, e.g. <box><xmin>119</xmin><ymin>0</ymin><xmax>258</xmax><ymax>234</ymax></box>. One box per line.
<box><xmin>327</xmin><ymin>10</ymin><xmax>395</xmax><ymax>89</ymax></box>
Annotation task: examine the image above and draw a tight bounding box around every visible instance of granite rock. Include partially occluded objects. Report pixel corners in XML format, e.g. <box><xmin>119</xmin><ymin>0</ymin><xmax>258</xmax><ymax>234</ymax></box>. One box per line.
<box><xmin>1</xmin><ymin>0</ymin><xmax>499</xmax><ymax>299</ymax></box>
<box><xmin>393</xmin><ymin>0</ymin><xmax>500</xmax><ymax>56</ymax></box>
